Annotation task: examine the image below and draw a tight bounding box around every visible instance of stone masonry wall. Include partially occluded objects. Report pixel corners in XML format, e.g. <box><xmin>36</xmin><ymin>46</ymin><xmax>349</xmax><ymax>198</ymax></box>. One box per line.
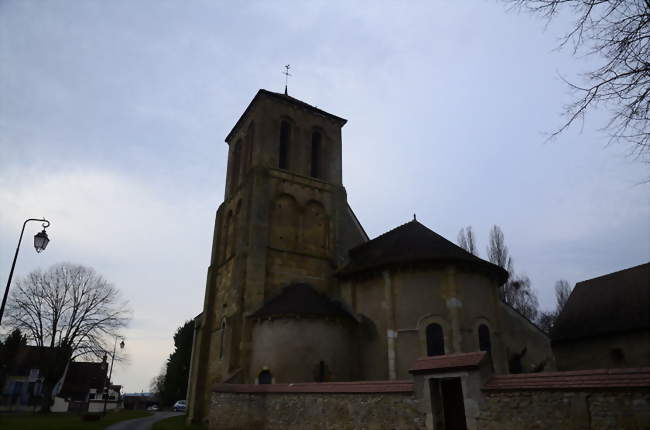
<box><xmin>477</xmin><ymin>389</ymin><xmax>650</xmax><ymax>430</ymax></box>
<box><xmin>209</xmin><ymin>391</ymin><xmax>425</xmax><ymax>430</ymax></box>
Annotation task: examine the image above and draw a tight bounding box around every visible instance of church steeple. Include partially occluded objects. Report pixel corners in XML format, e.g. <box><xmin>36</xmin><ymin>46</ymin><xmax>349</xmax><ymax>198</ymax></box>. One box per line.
<box><xmin>223</xmin><ymin>89</ymin><xmax>347</xmax><ymax>200</ymax></box>
<box><xmin>187</xmin><ymin>89</ymin><xmax>366</xmax><ymax>421</ymax></box>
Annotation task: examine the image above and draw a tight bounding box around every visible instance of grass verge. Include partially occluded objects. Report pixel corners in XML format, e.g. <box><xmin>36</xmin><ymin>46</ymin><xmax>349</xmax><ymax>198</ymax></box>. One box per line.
<box><xmin>0</xmin><ymin>409</ymin><xmax>151</xmax><ymax>430</ymax></box>
<box><xmin>152</xmin><ymin>414</ymin><xmax>206</xmax><ymax>429</ymax></box>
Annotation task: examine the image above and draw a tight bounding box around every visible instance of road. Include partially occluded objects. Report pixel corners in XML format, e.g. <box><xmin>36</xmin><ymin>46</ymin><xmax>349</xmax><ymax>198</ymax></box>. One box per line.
<box><xmin>106</xmin><ymin>411</ymin><xmax>183</xmax><ymax>430</ymax></box>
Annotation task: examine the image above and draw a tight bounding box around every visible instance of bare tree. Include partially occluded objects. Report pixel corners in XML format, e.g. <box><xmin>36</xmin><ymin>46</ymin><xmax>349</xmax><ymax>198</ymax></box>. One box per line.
<box><xmin>150</xmin><ymin>367</ymin><xmax>166</xmax><ymax>398</ymax></box>
<box><xmin>486</xmin><ymin>225</ymin><xmax>513</xmax><ymax>271</ymax></box>
<box><xmin>457</xmin><ymin>226</ymin><xmax>479</xmax><ymax>256</ymax></box>
<box><xmin>507</xmin><ymin>0</ymin><xmax>650</xmax><ymax>163</ymax></box>
<box><xmin>487</xmin><ymin>225</ymin><xmax>540</xmax><ymax>321</ymax></box>
<box><xmin>5</xmin><ymin>263</ymin><xmax>131</xmax><ymax>410</ymax></box>
<box><xmin>554</xmin><ymin>279</ymin><xmax>572</xmax><ymax>310</ymax></box>
<box><xmin>538</xmin><ymin>279</ymin><xmax>574</xmax><ymax>332</ymax></box>
<box><xmin>537</xmin><ymin>311</ymin><xmax>555</xmax><ymax>333</ymax></box>
<box><xmin>504</xmin><ymin>274</ymin><xmax>540</xmax><ymax>321</ymax></box>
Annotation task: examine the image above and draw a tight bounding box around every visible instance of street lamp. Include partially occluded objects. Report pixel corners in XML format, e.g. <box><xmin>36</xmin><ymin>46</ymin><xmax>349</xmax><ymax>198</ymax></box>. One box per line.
<box><xmin>103</xmin><ymin>337</ymin><xmax>125</xmax><ymax>415</ymax></box>
<box><xmin>0</xmin><ymin>218</ymin><xmax>51</xmax><ymax>325</ymax></box>
<box><xmin>34</xmin><ymin>230</ymin><xmax>50</xmax><ymax>253</ymax></box>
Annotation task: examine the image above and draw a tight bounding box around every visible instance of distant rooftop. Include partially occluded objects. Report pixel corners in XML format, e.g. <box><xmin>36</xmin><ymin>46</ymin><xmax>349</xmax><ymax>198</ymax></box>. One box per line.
<box><xmin>5</xmin><ymin>345</ymin><xmax>57</xmax><ymax>376</ymax></box>
<box><xmin>60</xmin><ymin>361</ymin><xmax>108</xmax><ymax>399</ymax></box>
<box><xmin>552</xmin><ymin>262</ymin><xmax>650</xmax><ymax>343</ymax></box>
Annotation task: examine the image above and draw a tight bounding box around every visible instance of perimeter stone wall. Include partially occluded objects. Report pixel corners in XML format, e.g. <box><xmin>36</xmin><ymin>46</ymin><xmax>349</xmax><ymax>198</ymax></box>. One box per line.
<box><xmin>209</xmin><ymin>391</ymin><xmax>426</xmax><ymax>430</ymax></box>
<box><xmin>476</xmin><ymin>389</ymin><xmax>650</xmax><ymax>430</ymax></box>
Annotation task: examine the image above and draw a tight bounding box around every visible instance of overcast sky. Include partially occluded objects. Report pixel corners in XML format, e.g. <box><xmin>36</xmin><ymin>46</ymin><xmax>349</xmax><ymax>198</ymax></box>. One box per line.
<box><xmin>1</xmin><ymin>1</ymin><xmax>648</xmax><ymax>393</ymax></box>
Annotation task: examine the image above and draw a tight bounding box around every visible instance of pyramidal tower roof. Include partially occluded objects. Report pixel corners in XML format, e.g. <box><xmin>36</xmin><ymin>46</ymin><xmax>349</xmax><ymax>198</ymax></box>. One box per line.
<box><xmin>338</xmin><ymin>220</ymin><xmax>509</xmax><ymax>284</ymax></box>
<box><xmin>225</xmin><ymin>89</ymin><xmax>347</xmax><ymax>142</ymax></box>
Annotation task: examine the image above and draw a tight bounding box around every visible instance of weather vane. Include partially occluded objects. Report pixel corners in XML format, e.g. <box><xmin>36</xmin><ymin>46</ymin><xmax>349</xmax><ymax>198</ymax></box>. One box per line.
<box><xmin>283</xmin><ymin>64</ymin><xmax>291</xmax><ymax>95</ymax></box>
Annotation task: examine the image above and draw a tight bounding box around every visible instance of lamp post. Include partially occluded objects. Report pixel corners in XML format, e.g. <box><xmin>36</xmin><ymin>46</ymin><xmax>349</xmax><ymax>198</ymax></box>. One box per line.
<box><xmin>103</xmin><ymin>337</ymin><xmax>125</xmax><ymax>415</ymax></box>
<box><xmin>0</xmin><ymin>218</ymin><xmax>51</xmax><ymax>325</ymax></box>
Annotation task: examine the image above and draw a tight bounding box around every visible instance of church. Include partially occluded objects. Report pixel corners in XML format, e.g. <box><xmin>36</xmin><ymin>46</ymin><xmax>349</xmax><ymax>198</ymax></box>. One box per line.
<box><xmin>185</xmin><ymin>89</ymin><xmax>554</xmax><ymax>424</ymax></box>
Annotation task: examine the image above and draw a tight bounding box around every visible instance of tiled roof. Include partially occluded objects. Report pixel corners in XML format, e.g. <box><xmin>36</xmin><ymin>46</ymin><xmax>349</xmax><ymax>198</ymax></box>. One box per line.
<box><xmin>337</xmin><ymin>220</ymin><xmax>508</xmax><ymax>284</ymax></box>
<box><xmin>552</xmin><ymin>262</ymin><xmax>650</xmax><ymax>342</ymax></box>
<box><xmin>250</xmin><ymin>283</ymin><xmax>355</xmax><ymax>320</ymax></box>
<box><xmin>60</xmin><ymin>361</ymin><xmax>108</xmax><ymax>399</ymax></box>
<box><xmin>409</xmin><ymin>352</ymin><xmax>487</xmax><ymax>374</ymax></box>
<box><xmin>5</xmin><ymin>345</ymin><xmax>57</xmax><ymax>375</ymax></box>
<box><xmin>213</xmin><ymin>380</ymin><xmax>413</xmax><ymax>394</ymax></box>
<box><xmin>483</xmin><ymin>367</ymin><xmax>650</xmax><ymax>391</ymax></box>
<box><xmin>225</xmin><ymin>89</ymin><xmax>347</xmax><ymax>142</ymax></box>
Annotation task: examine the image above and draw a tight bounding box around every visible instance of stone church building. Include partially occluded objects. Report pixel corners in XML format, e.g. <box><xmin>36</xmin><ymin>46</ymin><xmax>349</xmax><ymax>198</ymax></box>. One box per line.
<box><xmin>186</xmin><ymin>89</ymin><xmax>554</xmax><ymax>424</ymax></box>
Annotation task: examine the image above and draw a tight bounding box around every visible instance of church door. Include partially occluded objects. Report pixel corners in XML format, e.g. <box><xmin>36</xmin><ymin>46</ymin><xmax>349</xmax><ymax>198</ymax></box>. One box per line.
<box><xmin>440</xmin><ymin>378</ymin><xmax>467</xmax><ymax>430</ymax></box>
<box><xmin>430</xmin><ymin>378</ymin><xmax>468</xmax><ymax>430</ymax></box>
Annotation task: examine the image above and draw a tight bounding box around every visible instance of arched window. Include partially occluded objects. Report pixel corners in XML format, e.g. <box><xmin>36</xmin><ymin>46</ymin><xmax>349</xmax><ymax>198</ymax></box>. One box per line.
<box><xmin>258</xmin><ymin>370</ymin><xmax>272</xmax><ymax>385</ymax></box>
<box><xmin>231</xmin><ymin>140</ymin><xmax>242</xmax><ymax>187</ymax></box>
<box><xmin>219</xmin><ymin>319</ymin><xmax>226</xmax><ymax>359</ymax></box>
<box><xmin>426</xmin><ymin>323</ymin><xmax>445</xmax><ymax>356</ymax></box>
<box><xmin>310</xmin><ymin>131</ymin><xmax>322</xmax><ymax>179</ymax></box>
<box><xmin>478</xmin><ymin>324</ymin><xmax>491</xmax><ymax>354</ymax></box>
<box><xmin>279</xmin><ymin>121</ymin><xmax>290</xmax><ymax>169</ymax></box>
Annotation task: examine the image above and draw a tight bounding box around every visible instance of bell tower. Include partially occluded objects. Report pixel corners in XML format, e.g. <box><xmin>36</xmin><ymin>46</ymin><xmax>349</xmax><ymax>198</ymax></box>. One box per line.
<box><xmin>187</xmin><ymin>89</ymin><xmax>367</xmax><ymax>421</ymax></box>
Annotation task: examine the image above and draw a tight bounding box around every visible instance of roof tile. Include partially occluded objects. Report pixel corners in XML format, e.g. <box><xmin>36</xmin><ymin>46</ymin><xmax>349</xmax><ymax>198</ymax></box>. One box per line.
<box><xmin>250</xmin><ymin>283</ymin><xmax>354</xmax><ymax>320</ymax></box>
<box><xmin>552</xmin><ymin>262</ymin><xmax>650</xmax><ymax>342</ymax></box>
<box><xmin>483</xmin><ymin>367</ymin><xmax>650</xmax><ymax>391</ymax></box>
<box><xmin>337</xmin><ymin>220</ymin><xmax>508</xmax><ymax>283</ymax></box>
<box><xmin>409</xmin><ymin>352</ymin><xmax>487</xmax><ymax>374</ymax></box>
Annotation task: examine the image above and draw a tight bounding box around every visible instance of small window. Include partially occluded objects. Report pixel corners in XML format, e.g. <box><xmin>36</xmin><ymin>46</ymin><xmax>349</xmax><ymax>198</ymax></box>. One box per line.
<box><xmin>426</xmin><ymin>323</ymin><xmax>445</xmax><ymax>356</ymax></box>
<box><xmin>316</xmin><ymin>360</ymin><xmax>326</xmax><ymax>382</ymax></box>
<box><xmin>508</xmin><ymin>346</ymin><xmax>527</xmax><ymax>374</ymax></box>
<box><xmin>478</xmin><ymin>324</ymin><xmax>491</xmax><ymax>354</ymax></box>
<box><xmin>310</xmin><ymin>131</ymin><xmax>322</xmax><ymax>178</ymax></box>
<box><xmin>258</xmin><ymin>369</ymin><xmax>272</xmax><ymax>385</ymax></box>
<box><xmin>279</xmin><ymin>121</ymin><xmax>290</xmax><ymax>169</ymax></box>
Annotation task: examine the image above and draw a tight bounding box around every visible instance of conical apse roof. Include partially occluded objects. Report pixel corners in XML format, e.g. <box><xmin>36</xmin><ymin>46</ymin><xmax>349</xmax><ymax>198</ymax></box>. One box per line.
<box><xmin>337</xmin><ymin>220</ymin><xmax>508</xmax><ymax>284</ymax></box>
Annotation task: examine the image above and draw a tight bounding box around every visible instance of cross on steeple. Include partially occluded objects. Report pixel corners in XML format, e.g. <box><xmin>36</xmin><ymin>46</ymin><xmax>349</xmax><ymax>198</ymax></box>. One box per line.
<box><xmin>283</xmin><ymin>64</ymin><xmax>292</xmax><ymax>95</ymax></box>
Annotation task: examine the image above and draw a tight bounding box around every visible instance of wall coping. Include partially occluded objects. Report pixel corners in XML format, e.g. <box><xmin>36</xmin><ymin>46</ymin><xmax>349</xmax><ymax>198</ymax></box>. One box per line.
<box><xmin>409</xmin><ymin>351</ymin><xmax>487</xmax><ymax>374</ymax></box>
<box><xmin>483</xmin><ymin>367</ymin><xmax>650</xmax><ymax>391</ymax></box>
<box><xmin>213</xmin><ymin>380</ymin><xmax>413</xmax><ymax>394</ymax></box>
